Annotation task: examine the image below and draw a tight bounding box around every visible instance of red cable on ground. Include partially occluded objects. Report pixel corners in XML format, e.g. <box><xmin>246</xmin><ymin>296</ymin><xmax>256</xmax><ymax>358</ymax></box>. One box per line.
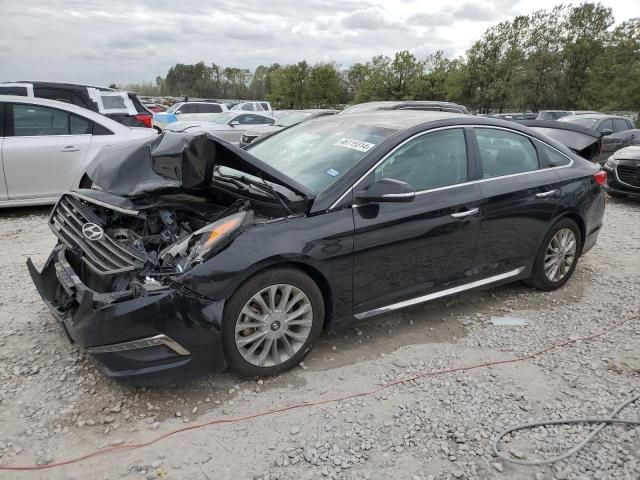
<box><xmin>1</xmin><ymin>314</ymin><xmax>636</xmax><ymax>473</ymax></box>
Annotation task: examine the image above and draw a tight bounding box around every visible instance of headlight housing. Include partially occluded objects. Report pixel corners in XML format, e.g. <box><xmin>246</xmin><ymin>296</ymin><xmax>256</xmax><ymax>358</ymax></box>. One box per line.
<box><xmin>605</xmin><ymin>156</ymin><xmax>618</xmax><ymax>168</ymax></box>
<box><xmin>161</xmin><ymin>211</ymin><xmax>247</xmax><ymax>272</ymax></box>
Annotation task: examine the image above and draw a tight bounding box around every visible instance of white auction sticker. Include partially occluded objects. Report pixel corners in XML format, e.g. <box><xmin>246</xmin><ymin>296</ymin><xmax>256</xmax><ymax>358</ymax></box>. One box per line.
<box><xmin>333</xmin><ymin>138</ymin><xmax>376</xmax><ymax>153</ymax></box>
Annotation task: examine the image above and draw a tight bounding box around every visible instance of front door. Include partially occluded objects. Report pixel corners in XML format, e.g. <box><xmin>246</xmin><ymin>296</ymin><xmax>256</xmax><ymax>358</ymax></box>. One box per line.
<box><xmin>2</xmin><ymin>103</ymin><xmax>92</xmax><ymax>200</ymax></box>
<box><xmin>352</xmin><ymin>128</ymin><xmax>482</xmax><ymax>317</ymax></box>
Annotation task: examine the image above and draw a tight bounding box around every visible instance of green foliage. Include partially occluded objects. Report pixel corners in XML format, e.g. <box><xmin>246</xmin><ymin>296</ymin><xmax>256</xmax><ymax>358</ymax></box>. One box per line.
<box><xmin>118</xmin><ymin>3</ymin><xmax>638</xmax><ymax>113</ymax></box>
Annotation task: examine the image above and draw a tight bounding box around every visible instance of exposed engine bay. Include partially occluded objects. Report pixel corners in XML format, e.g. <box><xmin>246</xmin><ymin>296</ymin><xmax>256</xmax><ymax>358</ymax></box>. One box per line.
<box><xmin>50</xmin><ymin>190</ymin><xmax>260</xmax><ymax>300</ymax></box>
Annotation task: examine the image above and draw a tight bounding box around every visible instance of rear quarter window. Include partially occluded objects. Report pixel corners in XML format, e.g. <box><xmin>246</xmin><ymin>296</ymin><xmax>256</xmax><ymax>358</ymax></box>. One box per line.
<box><xmin>539</xmin><ymin>143</ymin><xmax>571</xmax><ymax>167</ymax></box>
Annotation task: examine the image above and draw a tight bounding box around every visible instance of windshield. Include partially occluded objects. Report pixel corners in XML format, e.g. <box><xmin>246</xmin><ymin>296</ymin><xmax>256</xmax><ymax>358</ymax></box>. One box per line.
<box><xmin>275</xmin><ymin>112</ymin><xmax>311</xmax><ymax>127</ymax></box>
<box><xmin>559</xmin><ymin>117</ymin><xmax>599</xmax><ymax>129</ymax></box>
<box><xmin>166</xmin><ymin>104</ymin><xmax>181</xmax><ymax>114</ymax></box>
<box><xmin>247</xmin><ymin>119</ymin><xmax>397</xmax><ymax>193</ymax></box>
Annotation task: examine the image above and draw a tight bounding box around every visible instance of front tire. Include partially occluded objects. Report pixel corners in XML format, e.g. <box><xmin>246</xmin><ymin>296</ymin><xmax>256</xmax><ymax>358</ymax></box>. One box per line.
<box><xmin>528</xmin><ymin>218</ymin><xmax>581</xmax><ymax>291</ymax></box>
<box><xmin>222</xmin><ymin>267</ymin><xmax>324</xmax><ymax>378</ymax></box>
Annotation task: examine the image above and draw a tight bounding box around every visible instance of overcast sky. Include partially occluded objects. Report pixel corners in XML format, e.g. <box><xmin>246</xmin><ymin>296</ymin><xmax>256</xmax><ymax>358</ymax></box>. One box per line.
<box><xmin>0</xmin><ymin>0</ymin><xmax>632</xmax><ymax>86</ymax></box>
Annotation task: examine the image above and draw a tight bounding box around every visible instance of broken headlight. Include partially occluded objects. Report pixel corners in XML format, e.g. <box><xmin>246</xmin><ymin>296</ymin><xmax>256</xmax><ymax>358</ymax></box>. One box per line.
<box><xmin>161</xmin><ymin>211</ymin><xmax>246</xmax><ymax>272</ymax></box>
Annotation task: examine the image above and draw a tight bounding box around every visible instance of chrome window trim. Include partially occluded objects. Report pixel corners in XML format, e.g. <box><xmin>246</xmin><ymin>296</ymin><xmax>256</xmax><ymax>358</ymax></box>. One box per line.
<box><xmin>330</xmin><ymin>125</ymin><xmax>574</xmax><ymax>209</ymax></box>
<box><xmin>354</xmin><ymin>267</ymin><xmax>525</xmax><ymax>320</ymax></box>
<box><xmin>86</xmin><ymin>334</ymin><xmax>191</xmax><ymax>356</ymax></box>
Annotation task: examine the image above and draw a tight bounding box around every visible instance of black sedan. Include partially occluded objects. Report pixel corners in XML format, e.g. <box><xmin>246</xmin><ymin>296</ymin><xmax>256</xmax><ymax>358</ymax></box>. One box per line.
<box><xmin>603</xmin><ymin>146</ymin><xmax>640</xmax><ymax>199</ymax></box>
<box><xmin>28</xmin><ymin>112</ymin><xmax>606</xmax><ymax>385</ymax></box>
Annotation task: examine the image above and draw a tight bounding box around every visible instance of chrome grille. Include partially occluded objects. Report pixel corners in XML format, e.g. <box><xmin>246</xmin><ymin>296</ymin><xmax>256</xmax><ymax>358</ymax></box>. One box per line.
<box><xmin>49</xmin><ymin>194</ymin><xmax>146</xmax><ymax>275</ymax></box>
<box><xmin>617</xmin><ymin>165</ymin><xmax>640</xmax><ymax>188</ymax></box>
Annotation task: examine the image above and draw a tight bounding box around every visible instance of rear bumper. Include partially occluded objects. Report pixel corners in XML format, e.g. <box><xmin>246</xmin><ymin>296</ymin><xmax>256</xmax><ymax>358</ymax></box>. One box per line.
<box><xmin>28</xmin><ymin>246</ymin><xmax>227</xmax><ymax>386</ymax></box>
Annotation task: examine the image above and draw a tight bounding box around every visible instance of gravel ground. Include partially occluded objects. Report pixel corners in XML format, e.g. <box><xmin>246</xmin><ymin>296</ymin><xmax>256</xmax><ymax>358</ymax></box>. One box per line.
<box><xmin>0</xmin><ymin>197</ymin><xmax>638</xmax><ymax>480</ymax></box>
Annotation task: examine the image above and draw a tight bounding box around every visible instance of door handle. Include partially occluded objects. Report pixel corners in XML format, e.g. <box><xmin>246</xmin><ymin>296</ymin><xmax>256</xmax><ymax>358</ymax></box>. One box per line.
<box><xmin>451</xmin><ymin>208</ymin><xmax>479</xmax><ymax>218</ymax></box>
<box><xmin>535</xmin><ymin>190</ymin><xmax>557</xmax><ymax>198</ymax></box>
<box><xmin>61</xmin><ymin>146</ymin><xmax>80</xmax><ymax>152</ymax></box>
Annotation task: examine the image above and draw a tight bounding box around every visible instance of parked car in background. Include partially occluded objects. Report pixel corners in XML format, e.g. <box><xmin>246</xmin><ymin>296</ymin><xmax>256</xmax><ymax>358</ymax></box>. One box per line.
<box><xmin>239</xmin><ymin>109</ymin><xmax>338</xmax><ymax>148</ymax></box>
<box><xmin>29</xmin><ymin>111</ymin><xmax>605</xmax><ymax>384</ymax></box>
<box><xmin>602</xmin><ymin>146</ymin><xmax>640</xmax><ymax>199</ymax></box>
<box><xmin>341</xmin><ymin>101</ymin><xmax>470</xmax><ymax>115</ymax></box>
<box><xmin>559</xmin><ymin>114</ymin><xmax>640</xmax><ymax>162</ymax></box>
<box><xmin>230</xmin><ymin>101</ymin><xmax>273</xmax><ymax>115</ymax></box>
<box><xmin>0</xmin><ymin>81</ymin><xmax>154</xmax><ymax>129</ymax></box>
<box><xmin>144</xmin><ymin>103</ymin><xmax>167</xmax><ymax>113</ymax></box>
<box><xmin>537</xmin><ymin>110</ymin><xmax>573</xmax><ymax>120</ymax></box>
<box><xmin>165</xmin><ymin>111</ymin><xmax>275</xmax><ymax>144</ymax></box>
<box><xmin>537</xmin><ymin>110</ymin><xmax>600</xmax><ymax>120</ymax></box>
<box><xmin>152</xmin><ymin>101</ymin><xmax>229</xmax><ymax>131</ymax></box>
<box><xmin>0</xmin><ymin>96</ymin><xmax>157</xmax><ymax>207</ymax></box>
<box><xmin>485</xmin><ymin>112</ymin><xmax>536</xmax><ymax>120</ymax></box>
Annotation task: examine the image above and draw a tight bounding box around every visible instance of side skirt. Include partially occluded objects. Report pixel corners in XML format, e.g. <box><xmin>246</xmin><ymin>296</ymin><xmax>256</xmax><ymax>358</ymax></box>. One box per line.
<box><xmin>354</xmin><ymin>267</ymin><xmax>526</xmax><ymax>320</ymax></box>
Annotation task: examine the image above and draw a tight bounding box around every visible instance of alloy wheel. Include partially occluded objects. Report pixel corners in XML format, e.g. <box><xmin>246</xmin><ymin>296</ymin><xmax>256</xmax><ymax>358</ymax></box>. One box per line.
<box><xmin>544</xmin><ymin>228</ymin><xmax>577</xmax><ymax>282</ymax></box>
<box><xmin>234</xmin><ymin>284</ymin><xmax>313</xmax><ymax>367</ymax></box>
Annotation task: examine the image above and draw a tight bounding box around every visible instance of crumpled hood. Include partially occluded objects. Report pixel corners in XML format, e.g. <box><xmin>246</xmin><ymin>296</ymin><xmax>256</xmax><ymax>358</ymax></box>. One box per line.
<box><xmin>86</xmin><ymin>131</ymin><xmax>313</xmax><ymax>198</ymax></box>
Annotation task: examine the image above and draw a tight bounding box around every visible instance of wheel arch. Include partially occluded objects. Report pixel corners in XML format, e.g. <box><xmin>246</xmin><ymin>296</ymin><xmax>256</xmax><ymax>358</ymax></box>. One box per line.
<box><xmin>553</xmin><ymin>211</ymin><xmax>586</xmax><ymax>256</ymax></box>
<box><xmin>226</xmin><ymin>259</ymin><xmax>335</xmax><ymax>328</ymax></box>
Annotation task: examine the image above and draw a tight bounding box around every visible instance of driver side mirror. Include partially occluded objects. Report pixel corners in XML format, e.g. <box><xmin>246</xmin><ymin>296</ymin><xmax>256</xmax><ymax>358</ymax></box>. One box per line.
<box><xmin>355</xmin><ymin>178</ymin><xmax>415</xmax><ymax>203</ymax></box>
<box><xmin>229</xmin><ymin>120</ymin><xmax>239</xmax><ymax>126</ymax></box>
<box><xmin>600</xmin><ymin>128</ymin><xmax>613</xmax><ymax>137</ymax></box>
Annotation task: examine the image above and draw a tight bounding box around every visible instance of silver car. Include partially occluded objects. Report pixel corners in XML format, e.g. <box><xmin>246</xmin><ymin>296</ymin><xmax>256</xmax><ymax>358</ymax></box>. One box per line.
<box><xmin>165</xmin><ymin>112</ymin><xmax>275</xmax><ymax>144</ymax></box>
<box><xmin>0</xmin><ymin>95</ymin><xmax>157</xmax><ymax>207</ymax></box>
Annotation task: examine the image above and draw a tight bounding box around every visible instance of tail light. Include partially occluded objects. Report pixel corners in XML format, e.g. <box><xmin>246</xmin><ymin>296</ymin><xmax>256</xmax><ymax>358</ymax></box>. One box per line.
<box><xmin>593</xmin><ymin>170</ymin><xmax>607</xmax><ymax>185</ymax></box>
<box><xmin>134</xmin><ymin>113</ymin><xmax>153</xmax><ymax>129</ymax></box>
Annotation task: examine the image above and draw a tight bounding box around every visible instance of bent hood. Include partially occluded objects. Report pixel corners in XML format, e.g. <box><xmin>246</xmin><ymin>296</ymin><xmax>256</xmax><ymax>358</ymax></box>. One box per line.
<box><xmin>87</xmin><ymin>131</ymin><xmax>313</xmax><ymax>199</ymax></box>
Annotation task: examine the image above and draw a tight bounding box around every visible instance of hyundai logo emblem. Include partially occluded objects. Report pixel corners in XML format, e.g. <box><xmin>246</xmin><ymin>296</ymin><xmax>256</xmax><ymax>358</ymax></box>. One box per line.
<box><xmin>82</xmin><ymin>223</ymin><xmax>104</xmax><ymax>241</ymax></box>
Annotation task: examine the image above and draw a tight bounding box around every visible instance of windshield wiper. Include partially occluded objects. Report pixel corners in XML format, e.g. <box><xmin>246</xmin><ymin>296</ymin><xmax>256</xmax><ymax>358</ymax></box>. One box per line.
<box><xmin>213</xmin><ymin>168</ymin><xmax>293</xmax><ymax>215</ymax></box>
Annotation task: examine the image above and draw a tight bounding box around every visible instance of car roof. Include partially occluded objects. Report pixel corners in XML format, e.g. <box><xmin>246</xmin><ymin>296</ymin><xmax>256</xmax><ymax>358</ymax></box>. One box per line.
<box><xmin>1</xmin><ymin>80</ymin><xmax>115</xmax><ymax>91</ymax></box>
<box><xmin>0</xmin><ymin>94</ymin><xmax>128</xmax><ymax>131</ymax></box>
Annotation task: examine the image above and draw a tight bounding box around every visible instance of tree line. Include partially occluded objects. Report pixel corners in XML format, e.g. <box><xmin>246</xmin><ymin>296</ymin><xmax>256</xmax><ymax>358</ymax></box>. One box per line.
<box><xmin>118</xmin><ymin>3</ymin><xmax>640</xmax><ymax>114</ymax></box>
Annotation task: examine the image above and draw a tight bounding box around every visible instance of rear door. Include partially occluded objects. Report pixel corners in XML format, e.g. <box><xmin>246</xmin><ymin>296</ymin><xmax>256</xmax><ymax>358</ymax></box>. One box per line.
<box><xmin>472</xmin><ymin>127</ymin><xmax>562</xmax><ymax>278</ymax></box>
<box><xmin>0</xmin><ymin>103</ymin><xmax>7</xmax><ymax>201</ymax></box>
<box><xmin>352</xmin><ymin>127</ymin><xmax>482</xmax><ymax>316</ymax></box>
<box><xmin>2</xmin><ymin>103</ymin><xmax>92</xmax><ymax>200</ymax></box>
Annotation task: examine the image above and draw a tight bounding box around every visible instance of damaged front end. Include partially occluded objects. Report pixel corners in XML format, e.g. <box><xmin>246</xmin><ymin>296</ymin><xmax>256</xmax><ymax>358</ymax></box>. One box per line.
<box><xmin>28</xmin><ymin>190</ymin><xmax>248</xmax><ymax>385</ymax></box>
<box><xmin>28</xmin><ymin>132</ymin><xmax>310</xmax><ymax>385</ymax></box>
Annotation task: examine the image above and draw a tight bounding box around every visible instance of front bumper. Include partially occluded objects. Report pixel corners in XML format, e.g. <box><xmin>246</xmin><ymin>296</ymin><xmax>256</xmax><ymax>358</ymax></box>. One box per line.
<box><xmin>603</xmin><ymin>165</ymin><xmax>640</xmax><ymax>199</ymax></box>
<box><xmin>28</xmin><ymin>246</ymin><xmax>227</xmax><ymax>386</ymax></box>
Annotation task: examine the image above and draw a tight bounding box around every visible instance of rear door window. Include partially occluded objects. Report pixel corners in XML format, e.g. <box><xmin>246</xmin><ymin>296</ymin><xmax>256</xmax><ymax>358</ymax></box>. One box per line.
<box><xmin>241</xmin><ymin>103</ymin><xmax>254</xmax><ymax>111</ymax></box>
<box><xmin>613</xmin><ymin>118</ymin><xmax>629</xmax><ymax>133</ymax></box>
<box><xmin>12</xmin><ymin>104</ymin><xmax>91</xmax><ymax>136</ymax></box>
<box><xmin>260</xmin><ymin>103</ymin><xmax>270</xmax><ymax>111</ymax></box>
<box><xmin>475</xmin><ymin>128</ymin><xmax>539</xmax><ymax>178</ymax></box>
<box><xmin>200</xmin><ymin>104</ymin><xmax>223</xmax><ymax>113</ymax></box>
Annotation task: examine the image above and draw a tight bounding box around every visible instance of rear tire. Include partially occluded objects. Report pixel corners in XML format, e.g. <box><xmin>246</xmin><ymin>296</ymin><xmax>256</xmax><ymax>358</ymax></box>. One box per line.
<box><xmin>222</xmin><ymin>267</ymin><xmax>324</xmax><ymax>378</ymax></box>
<box><xmin>527</xmin><ymin>218</ymin><xmax>582</xmax><ymax>291</ymax></box>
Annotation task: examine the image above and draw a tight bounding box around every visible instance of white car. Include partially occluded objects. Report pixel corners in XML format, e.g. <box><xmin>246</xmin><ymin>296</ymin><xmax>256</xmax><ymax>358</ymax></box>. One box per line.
<box><xmin>230</xmin><ymin>101</ymin><xmax>273</xmax><ymax>115</ymax></box>
<box><xmin>165</xmin><ymin>112</ymin><xmax>275</xmax><ymax>144</ymax></box>
<box><xmin>0</xmin><ymin>95</ymin><xmax>157</xmax><ymax>207</ymax></box>
<box><xmin>153</xmin><ymin>102</ymin><xmax>228</xmax><ymax>131</ymax></box>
